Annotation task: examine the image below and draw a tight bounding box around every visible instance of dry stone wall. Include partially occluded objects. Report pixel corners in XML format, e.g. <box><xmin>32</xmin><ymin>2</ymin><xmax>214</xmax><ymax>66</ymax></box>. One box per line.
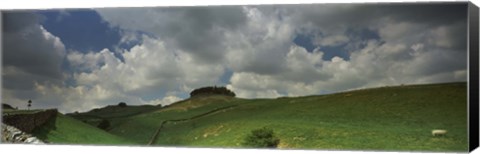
<box><xmin>2</xmin><ymin>109</ymin><xmax>57</xmax><ymax>133</ymax></box>
<box><xmin>1</xmin><ymin>123</ymin><xmax>44</xmax><ymax>144</ymax></box>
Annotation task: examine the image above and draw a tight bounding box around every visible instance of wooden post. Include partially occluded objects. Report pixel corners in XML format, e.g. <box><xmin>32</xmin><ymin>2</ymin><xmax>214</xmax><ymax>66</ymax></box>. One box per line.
<box><xmin>28</xmin><ymin>100</ymin><xmax>32</xmax><ymax>110</ymax></box>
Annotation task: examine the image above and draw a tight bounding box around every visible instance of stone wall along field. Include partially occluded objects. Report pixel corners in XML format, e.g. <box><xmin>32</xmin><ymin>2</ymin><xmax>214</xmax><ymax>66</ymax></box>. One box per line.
<box><xmin>2</xmin><ymin>109</ymin><xmax>58</xmax><ymax>133</ymax></box>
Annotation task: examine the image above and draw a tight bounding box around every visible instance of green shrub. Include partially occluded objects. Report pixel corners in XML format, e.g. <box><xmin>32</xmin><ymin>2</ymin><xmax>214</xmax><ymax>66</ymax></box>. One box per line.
<box><xmin>242</xmin><ymin>127</ymin><xmax>280</xmax><ymax>148</ymax></box>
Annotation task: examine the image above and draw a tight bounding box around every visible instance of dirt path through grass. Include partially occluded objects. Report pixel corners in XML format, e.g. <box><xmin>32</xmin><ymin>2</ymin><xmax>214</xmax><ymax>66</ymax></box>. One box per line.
<box><xmin>147</xmin><ymin>105</ymin><xmax>238</xmax><ymax>145</ymax></box>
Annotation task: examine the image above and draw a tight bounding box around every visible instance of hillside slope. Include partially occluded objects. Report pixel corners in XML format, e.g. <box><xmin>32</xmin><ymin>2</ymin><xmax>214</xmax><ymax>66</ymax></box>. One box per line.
<box><xmin>68</xmin><ymin>82</ymin><xmax>468</xmax><ymax>152</ymax></box>
<box><xmin>126</xmin><ymin>82</ymin><xmax>467</xmax><ymax>151</ymax></box>
<box><xmin>105</xmin><ymin>95</ymin><xmax>241</xmax><ymax>144</ymax></box>
<box><xmin>68</xmin><ymin>104</ymin><xmax>163</xmax><ymax>131</ymax></box>
<box><xmin>32</xmin><ymin>113</ymin><xmax>134</xmax><ymax>145</ymax></box>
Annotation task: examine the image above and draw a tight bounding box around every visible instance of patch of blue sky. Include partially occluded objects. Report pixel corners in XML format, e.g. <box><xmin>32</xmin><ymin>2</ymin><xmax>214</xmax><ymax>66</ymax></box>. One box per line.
<box><xmin>293</xmin><ymin>28</ymin><xmax>381</xmax><ymax>61</ymax></box>
<box><xmin>293</xmin><ymin>33</ymin><xmax>316</xmax><ymax>52</ymax></box>
<box><xmin>116</xmin><ymin>30</ymin><xmax>158</xmax><ymax>50</ymax></box>
<box><xmin>37</xmin><ymin>9</ymin><xmax>122</xmax><ymax>53</ymax></box>
<box><xmin>320</xmin><ymin>44</ymin><xmax>351</xmax><ymax>61</ymax></box>
<box><xmin>276</xmin><ymin>90</ymin><xmax>289</xmax><ymax>97</ymax></box>
<box><xmin>176</xmin><ymin>93</ymin><xmax>190</xmax><ymax>100</ymax></box>
<box><xmin>63</xmin><ymin>74</ymin><xmax>77</xmax><ymax>87</ymax></box>
<box><xmin>142</xmin><ymin>92</ymin><xmax>168</xmax><ymax>102</ymax></box>
<box><xmin>141</xmin><ymin>88</ymin><xmax>189</xmax><ymax>103</ymax></box>
<box><xmin>131</xmin><ymin>87</ymin><xmax>172</xmax><ymax>102</ymax></box>
<box><xmin>293</xmin><ymin>33</ymin><xmax>350</xmax><ymax>61</ymax></box>
<box><xmin>218</xmin><ymin>69</ymin><xmax>234</xmax><ymax>86</ymax></box>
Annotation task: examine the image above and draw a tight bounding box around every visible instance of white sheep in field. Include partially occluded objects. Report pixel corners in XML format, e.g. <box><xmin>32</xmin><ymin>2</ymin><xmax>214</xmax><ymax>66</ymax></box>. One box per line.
<box><xmin>432</xmin><ymin>129</ymin><xmax>447</xmax><ymax>136</ymax></box>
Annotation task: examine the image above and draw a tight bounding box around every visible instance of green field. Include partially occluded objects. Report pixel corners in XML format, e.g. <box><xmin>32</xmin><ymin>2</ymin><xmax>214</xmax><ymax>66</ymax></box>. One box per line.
<box><xmin>67</xmin><ymin>104</ymin><xmax>163</xmax><ymax>132</ymax></box>
<box><xmin>31</xmin><ymin>113</ymin><xmax>133</xmax><ymax>145</ymax></box>
<box><xmin>31</xmin><ymin>82</ymin><xmax>468</xmax><ymax>152</ymax></box>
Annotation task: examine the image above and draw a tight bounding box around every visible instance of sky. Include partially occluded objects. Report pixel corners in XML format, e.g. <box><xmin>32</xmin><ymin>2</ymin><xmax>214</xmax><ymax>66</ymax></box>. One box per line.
<box><xmin>1</xmin><ymin>3</ymin><xmax>469</xmax><ymax>113</ymax></box>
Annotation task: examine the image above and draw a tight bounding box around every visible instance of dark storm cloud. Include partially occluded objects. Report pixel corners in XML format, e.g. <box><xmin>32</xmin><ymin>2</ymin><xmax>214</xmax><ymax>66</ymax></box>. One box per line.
<box><xmin>373</xmin><ymin>3</ymin><xmax>467</xmax><ymax>26</ymax></box>
<box><xmin>2</xmin><ymin>11</ymin><xmax>66</xmax><ymax>91</ymax></box>
<box><xmin>2</xmin><ymin>12</ymin><xmax>43</xmax><ymax>33</ymax></box>
<box><xmin>291</xmin><ymin>3</ymin><xmax>467</xmax><ymax>28</ymax></box>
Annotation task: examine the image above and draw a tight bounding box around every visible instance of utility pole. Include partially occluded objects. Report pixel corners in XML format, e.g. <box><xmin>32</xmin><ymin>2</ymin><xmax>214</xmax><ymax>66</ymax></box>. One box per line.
<box><xmin>28</xmin><ymin>100</ymin><xmax>32</xmax><ymax>110</ymax></box>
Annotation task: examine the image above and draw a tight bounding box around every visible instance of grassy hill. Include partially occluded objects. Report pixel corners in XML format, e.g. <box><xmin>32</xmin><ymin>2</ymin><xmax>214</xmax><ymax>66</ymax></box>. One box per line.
<box><xmin>87</xmin><ymin>95</ymin><xmax>240</xmax><ymax>144</ymax></box>
<box><xmin>68</xmin><ymin>82</ymin><xmax>468</xmax><ymax>152</ymax></box>
<box><xmin>67</xmin><ymin>104</ymin><xmax>163</xmax><ymax>131</ymax></box>
<box><xmin>31</xmin><ymin>112</ymin><xmax>134</xmax><ymax>145</ymax></box>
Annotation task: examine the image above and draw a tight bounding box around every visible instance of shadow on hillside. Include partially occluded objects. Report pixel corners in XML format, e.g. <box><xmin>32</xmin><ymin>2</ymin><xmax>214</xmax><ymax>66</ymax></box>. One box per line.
<box><xmin>31</xmin><ymin>113</ymin><xmax>58</xmax><ymax>142</ymax></box>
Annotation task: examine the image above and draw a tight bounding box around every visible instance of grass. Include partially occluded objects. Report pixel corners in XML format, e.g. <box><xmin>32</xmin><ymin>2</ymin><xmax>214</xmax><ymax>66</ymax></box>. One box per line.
<box><xmin>31</xmin><ymin>113</ymin><xmax>134</xmax><ymax>145</ymax></box>
<box><xmin>67</xmin><ymin>104</ymin><xmax>163</xmax><ymax>130</ymax></box>
<box><xmin>73</xmin><ymin>104</ymin><xmax>163</xmax><ymax>119</ymax></box>
<box><xmin>152</xmin><ymin>82</ymin><xmax>467</xmax><ymax>151</ymax></box>
<box><xmin>105</xmin><ymin>95</ymin><xmax>240</xmax><ymax>144</ymax></box>
<box><xmin>68</xmin><ymin>82</ymin><xmax>468</xmax><ymax>152</ymax></box>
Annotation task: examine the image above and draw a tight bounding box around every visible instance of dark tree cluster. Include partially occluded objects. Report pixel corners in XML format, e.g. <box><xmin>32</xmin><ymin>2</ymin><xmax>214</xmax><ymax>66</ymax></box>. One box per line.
<box><xmin>118</xmin><ymin>102</ymin><xmax>127</xmax><ymax>107</ymax></box>
<box><xmin>97</xmin><ymin>119</ymin><xmax>111</xmax><ymax>130</ymax></box>
<box><xmin>190</xmin><ymin>86</ymin><xmax>236</xmax><ymax>97</ymax></box>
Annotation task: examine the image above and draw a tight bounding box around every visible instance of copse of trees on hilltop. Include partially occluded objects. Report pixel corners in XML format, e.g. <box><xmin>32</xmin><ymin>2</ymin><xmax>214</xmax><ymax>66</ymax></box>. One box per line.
<box><xmin>190</xmin><ymin>86</ymin><xmax>236</xmax><ymax>98</ymax></box>
<box><xmin>118</xmin><ymin>102</ymin><xmax>127</xmax><ymax>107</ymax></box>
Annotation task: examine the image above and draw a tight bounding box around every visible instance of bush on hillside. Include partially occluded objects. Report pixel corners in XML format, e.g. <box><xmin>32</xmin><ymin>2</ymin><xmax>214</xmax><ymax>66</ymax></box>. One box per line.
<box><xmin>97</xmin><ymin>119</ymin><xmax>111</xmax><ymax>130</ymax></box>
<box><xmin>190</xmin><ymin>86</ymin><xmax>236</xmax><ymax>97</ymax></box>
<box><xmin>242</xmin><ymin>127</ymin><xmax>280</xmax><ymax>148</ymax></box>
